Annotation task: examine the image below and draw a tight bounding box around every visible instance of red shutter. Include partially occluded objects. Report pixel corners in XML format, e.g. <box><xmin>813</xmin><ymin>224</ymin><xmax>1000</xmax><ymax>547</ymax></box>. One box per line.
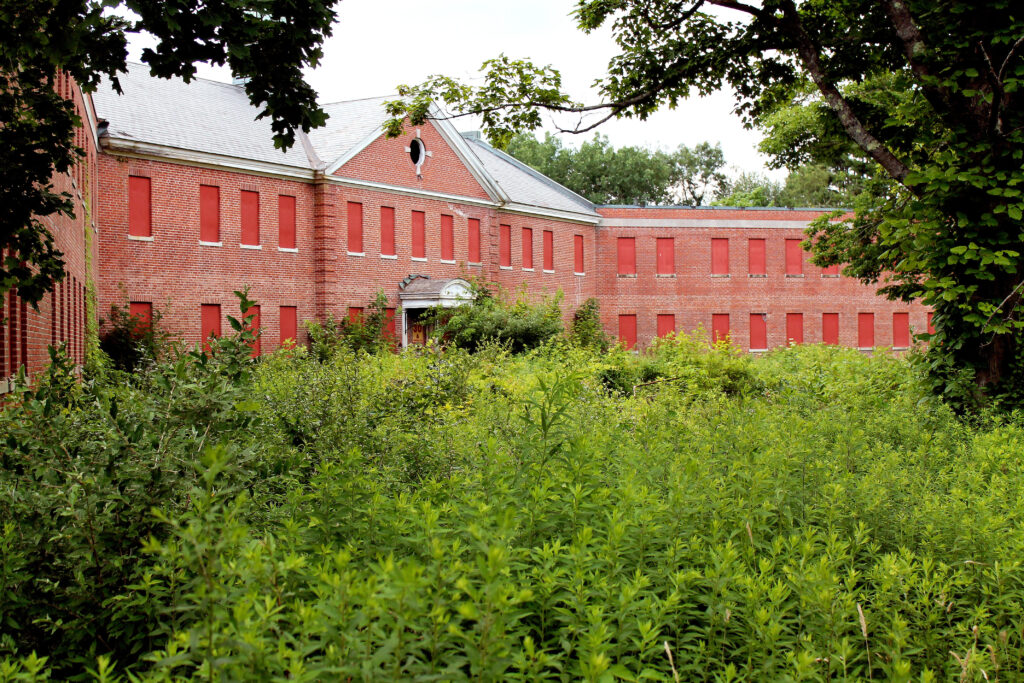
<box><xmin>574</xmin><ymin>234</ymin><xmax>584</xmax><ymax>273</ymax></box>
<box><xmin>280</xmin><ymin>306</ymin><xmax>297</xmax><ymax>348</ymax></box>
<box><xmin>711</xmin><ymin>238</ymin><xmax>729</xmax><ymax>275</ymax></box>
<box><xmin>822</xmin><ymin>313</ymin><xmax>839</xmax><ymax>345</ymax></box>
<box><xmin>385</xmin><ymin>308</ymin><xmax>397</xmax><ymax>340</ymax></box>
<box><xmin>200</xmin><ymin>185</ymin><xmax>219</xmax><ymax>243</ymax></box>
<box><xmin>241</xmin><ymin>190</ymin><xmax>260</xmax><ymax>245</ymax></box>
<box><xmin>248</xmin><ymin>305</ymin><xmax>261</xmax><ymax>357</ymax></box>
<box><xmin>785</xmin><ymin>239</ymin><xmax>803</xmax><ymax>275</ymax></box>
<box><xmin>543</xmin><ymin>230</ymin><xmax>554</xmax><ymax>271</ymax></box>
<box><xmin>468</xmin><ymin>218</ymin><xmax>481</xmax><ymax>263</ymax></box>
<box><xmin>20</xmin><ymin>296</ymin><xmax>27</xmax><ymax>369</ymax></box>
<box><xmin>522</xmin><ymin>228</ymin><xmax>534</xmax><ymax>269</ymax></box>
<box><xmin>201</xmin><ymin>304</ymin><xmax>221</xmax><ymax>351</ymax></box>
<box><xmin>786</xmin><ymin>313</ymin><xmax>804</xmax><ymax>345</ymax></box>
<box><xmin>129</xmin><ymin>302</ymin><xmax>153</xmax><ymax>328</ymax></box>
<box><xmin>617</xmin><ymin>237</ymin><xmax>636</xmax><ymax>275</ymax></box>
<box><xmin>822</xmin><ymin>264</ymin><xmax>839</xmax><ymax>276</ymax></box>
<box><xmin>278</xmin><ymin>195</ymin><xmax>296</xmax><ymax>249</ymax></box>
<box><xmin>412</xmin><ymin>211</ymin><xmax>426</xmax><ymax>258</ymax></box>
<box><xmin>656</xmin><ymin>237</ymin><xmax>674</xmax><ymax>275</ymax></box>
<box><xmin>7</xmin><ymin>291</ymin><xmax>17</xmax><ymax>373</ymax></box>
<box><xmin>927</xmin><ymin>312</ymin><xmax>935</xmax><ymax>334</ymax></box>
<box><xmin>748</xmin><ymin>238</ymin><xmax>766</xmax><ymax>275</ymax></box>
<box><xmin>441</xmin><ymin>214</ymin><xmax>454</xmax><ymax>260</ymax></box>
<box><xmin>348</xmin><ymin>306</ymin><xmax>363</xmax><ymax>322</ymax></box>
<box><xmin>749</xmin><ymin>313</ymin><xmax>767</xmax><ymax>350</ymax></box>
<box><xmin>858</xmin><ymin>312</ymin><xmax>874</xmax><ymax>348</ymax></box>
<box><xmin>128</xmin><ymin>176</ymin><xmax>151</xmax><ymax>237</ymax></box>
<box><xmin>712</xmin><ymin>314</ymin><xmax>730</xmax><ymax>344</ymax></box>
<box><xmin>657</xmin><ymin>313</ymin><xmax>675</xmax><ymax>338</ymax></box>
<box><xmin>619</xmin><ymin>314</ymin><xmax>637</xmax><ymax>349</ymax></box>
<box><xmin>893</xmin><ymin>312</ymin><xmax>910</xmax><ymax>347</ymax></box>
<box><xmin>500</xmin><ymin>224</ymin><xmax>511</xmax><ymax>266</ymax></box>
<box><xmin>347</xmin><ymin>202</ymin><xmax>363</xmax><ymax>254</ymax></box>
<box><xmin>381</xmin><ymin>207</ymin><xmax>396</xmax><ymax>256</ymax></box>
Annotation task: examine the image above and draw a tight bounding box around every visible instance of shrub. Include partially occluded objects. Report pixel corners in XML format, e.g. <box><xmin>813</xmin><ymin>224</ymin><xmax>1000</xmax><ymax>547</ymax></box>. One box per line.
<box><xmin>305</xmin><ymin>290</ymin><xmax>396</xmax><ymax>359</ymax></box>
<box><xmin>568</xmin><ymin>297</ymin><xmax>611</xmax><ymax>351</ymax></box>
<box><xmin>98</xmin><ymin>299</ymin><xmax>172</xmax><ymax>372</ymax></box>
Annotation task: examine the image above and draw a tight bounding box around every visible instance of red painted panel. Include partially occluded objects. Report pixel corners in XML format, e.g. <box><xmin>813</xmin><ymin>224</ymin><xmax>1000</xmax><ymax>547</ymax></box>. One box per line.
<box><xmin>543</xmin><ymin>230</ymin><xmax>554</xmax><ymax>271</ymax></box>
<box><xmin>522</xmin><ymin>227</ymin><xmax>534</xmax><ymax>269</ymax></box>
<box><xmin>749</xmin><ymin>313</ymin><xmax>767</xmax><ymax>350</ymax></box>
<box><xmin>412</xmin><ymin>211</ymin><xmax>426</xmax><ymax>258</ymax></box>
<box><xmin>441</xmin><ymin>214</ymin><xmax>454</xmax><ymax>260</ymax></box>
<box><xmin>858</xmin><ymin>312</ymin><xmax>875</xmax><ymax>348</ymax></box>
<box><xmin>927</xmin><ymin>312</ymin><xmax>934</xmax><ymax>334</ymax></box>
<box><xmin>500</xmin><ymin>224</ymin><xmax>511</xmax><ymax>267</ymax></box>
<box><xmin>617</xmin><ymin>237</ymin><xmax>636</xmax><ymax>275</ymax></box>
<box><xmin>657</xmin><ymin>313</ymin><xmax>675</xmax><ymax>338</ymax></box>
<box><xmin>786</xmin><ymin>312</ymin><xmax>804</xmax><ymax>345</ymax></box>
<box><xmin>712</xmin><ymin>313</ymin><xmax>730</xmax><ymax>344</ymax></box>
<box><xmin>380</xmin><ymin>206</ymin><xmax>396</xmax><ymax>256</ymax></box>
<box><xmin>200</xmin><ymin>185</ymin><xmax>219</xmax><ymax>243</ymax></box>
<box><xmin>574</xmin><ymin>234</ymin><xmax>584</xmax><ymax>273</ymax></box>
<box><xmin>347</xmin><ymin>202</ymin><xmax>364</xmax><ymax>253</ymax></box>
<box><xmin>348</xmin><ymin>306</ymin><xmax>364</xmax><ymax>322</ymax></box>
<box><xmin>248</xmin><ymin>305</ymin><xmax>261</xmax><ymax>357</ymax></box>
<box><xmin>893</xmin><ymin>312</ymin><xmax>910</xmax><ymax>347</ymax></box>
<box><xmin>619</xmin><ymin>314</ymin><xmax>637</xmax><ymax>349</ymax></box>
<box><xmin>201</xmin><ymin>304</ymin><xmax>221</xmax><ymax>351</ymax></box>
<box><xmin>8</xmin><ymin>291</ymin><xmax>18</xmax><ymax>372</ymax></box>
<box><xmin>128</xmin><ymin>176</ymin><xmax>151</xmax><ymax>237</ymax></box>
<box><xmin>822</xmin><ymin>264</ymin><xmax>839</xmax><ymax>276</ymax></box>
<box><xmin>711</xmin><ymin>238</ymin><xmax>729</xmax><ymax>275</ymax></box>
<box><xmin>785</xmin><ymin>239</ymin><xmax>803</xmax><ymax>275</ymax></box>
<box><xmin>278</xmin><ymin>195</ymin><xmax>296</xmax><ymax>249</ymax></box>
<box><xmin>656</xmin><ymin>237</ymin><xmax>674</xmax><ymax>275</ymax></box>
<box><xmin>385</xmin><ymin>308</ymin><xmax>397</xmax><ymax>339</ymax></box>
<box><xmin>748</xmin><ymin>238</ymin><xmax>766</xmax><ymax>275</ymax></box>
<box><xmin>468</xmin><ymin>218</ymin><xmax>481</xmax><ymax>263</ymax></box>
<box><xmin>129</xmin><ymin>302</ymin><xmax>153</xmax><ymax>328</ymax></box>
<box><xmin>280</xmin><ymin>306</ymin><xmax>297</xmax><ymax>348</ymax></box>
<box><xmin>822</xmin><ymin>313</ymin><xmax>839</xmax><ymax>345</ymax></box>
<box><xmin>240</xmin><ymin>190</ymin><xmax>260</xmax><ymax>246</ymax></box>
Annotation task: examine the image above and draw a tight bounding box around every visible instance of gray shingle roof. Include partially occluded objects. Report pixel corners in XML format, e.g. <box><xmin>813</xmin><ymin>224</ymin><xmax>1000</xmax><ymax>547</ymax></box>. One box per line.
<box><xmin>305</xmin><ymin>96</ymin><xmax>393</xmax><ymax>167</ymax></box>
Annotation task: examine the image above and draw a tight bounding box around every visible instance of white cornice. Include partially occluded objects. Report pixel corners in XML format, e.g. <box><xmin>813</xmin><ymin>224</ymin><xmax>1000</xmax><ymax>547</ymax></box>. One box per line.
<box><xmin>100</xmin><ymin>137</ymin><xmax>316</xmax><ymax>181</ymax></box>
<box><xmin>501</xmin><ymin>202</ymin><xmax>601</xmax><ymax>225</ymax></box>
<box><xmin>427</xmin><ymin>104</ymin><xmax>509</xmax><ymax>204</ymax></box>
<box><xmin>598</xmin><ymin>218</ymin><xmax>815</xmax><ymax>229</ymax></box>
<box><xmin>324</xmin><ymin>125</ymin><xmax>385</xmax><ymax>175</ymax></box>
<box><xmin>325</xmin><ymin>175</ymin><xmax>501</xmax><ymax>209</ymax></box>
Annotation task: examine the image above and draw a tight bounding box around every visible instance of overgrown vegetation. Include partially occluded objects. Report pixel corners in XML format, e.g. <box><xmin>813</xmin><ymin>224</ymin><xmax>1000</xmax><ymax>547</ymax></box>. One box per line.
<box><xmin>3</xmin><ymin>295</ymin><xmax>1024</xmax><ymax>681</ymax></box>
<box><xmin>98</xmin><ymin>300</ymin><xmax>171</xmax><ymax>372</ymax></box>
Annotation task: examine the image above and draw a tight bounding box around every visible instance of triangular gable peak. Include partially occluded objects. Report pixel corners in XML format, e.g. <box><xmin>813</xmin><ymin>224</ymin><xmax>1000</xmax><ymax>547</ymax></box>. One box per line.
<box><xmin>329</xmin><ymin>113</ymin><xmax>503</xmax><ymax>202</ymax></box>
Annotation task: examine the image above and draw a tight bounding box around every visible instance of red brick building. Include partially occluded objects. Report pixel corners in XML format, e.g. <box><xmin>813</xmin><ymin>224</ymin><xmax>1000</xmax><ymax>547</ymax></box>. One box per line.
<box><xmin>1</xmin><ymin>65</ymin><xmax>930</xmax><ymax>387</ymax></box>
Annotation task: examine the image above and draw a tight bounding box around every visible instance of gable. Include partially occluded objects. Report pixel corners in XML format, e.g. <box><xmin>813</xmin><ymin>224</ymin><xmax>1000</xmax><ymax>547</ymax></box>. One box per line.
<box><xmin>332</xmin><ymin>119</ymin><xmax>492</xmax><ymax>201</ymax></box>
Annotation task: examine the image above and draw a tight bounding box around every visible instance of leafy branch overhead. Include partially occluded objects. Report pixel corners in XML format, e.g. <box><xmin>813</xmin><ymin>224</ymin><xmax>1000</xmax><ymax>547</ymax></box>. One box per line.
<box><xmin>386</xmin><ymin>0</ymin><xmax>1024</xmax><ymax>403</ymax></box>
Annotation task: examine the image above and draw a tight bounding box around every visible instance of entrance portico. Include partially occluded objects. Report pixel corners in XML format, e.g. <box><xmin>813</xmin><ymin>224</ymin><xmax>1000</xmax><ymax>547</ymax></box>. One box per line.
<box><xmin>397</xmin><ymin>276</ymin><xmax>474</xmax><ymax>348</ymax></box>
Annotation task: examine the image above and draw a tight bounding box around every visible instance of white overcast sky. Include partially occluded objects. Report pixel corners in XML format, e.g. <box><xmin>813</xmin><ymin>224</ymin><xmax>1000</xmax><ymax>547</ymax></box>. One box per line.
<box><xmin>128</xmin><ymin>0</ymin><xmax>780</xmax><ymax>178</ymax></box>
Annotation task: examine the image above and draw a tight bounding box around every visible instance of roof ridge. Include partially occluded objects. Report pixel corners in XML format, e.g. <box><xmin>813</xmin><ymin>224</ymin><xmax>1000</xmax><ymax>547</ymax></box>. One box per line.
<box><xmin>123</xmin><ymin>61</ymin><xmax>251</xmax><ymax>93</ymax></box>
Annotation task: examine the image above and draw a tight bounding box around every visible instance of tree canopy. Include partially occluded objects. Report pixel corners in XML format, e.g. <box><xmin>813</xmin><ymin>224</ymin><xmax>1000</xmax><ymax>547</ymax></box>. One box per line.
<box><xmin>386</xmin><ymin>0</ymin><xmax>1024</xmax><ymax>404</ymax></box>
<box><xmin>1</xmin><ymin>0</ymin><xmax>336</xmax><ymax>304</ymax></box>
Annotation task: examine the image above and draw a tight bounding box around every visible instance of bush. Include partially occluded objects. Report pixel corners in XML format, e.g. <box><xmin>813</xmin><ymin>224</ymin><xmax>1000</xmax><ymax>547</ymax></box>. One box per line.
<box><xmin>568</xmin><ymin>297</ymin><xmax>611</xmax><ymax>351</ymax></box>
<box><xmin>98</xmin><ymin>299</ymin><xmax>171</xmax><ymax>372</ymax></box>
<box><xmin>305</xmin><ymin>290</ymin><xmax>396</xmax><ymax>359</ymax></box>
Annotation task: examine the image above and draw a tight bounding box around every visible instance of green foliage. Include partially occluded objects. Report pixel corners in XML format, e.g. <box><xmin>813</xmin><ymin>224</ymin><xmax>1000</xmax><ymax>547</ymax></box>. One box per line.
<box><xmin>1</xmin><ymin>0</ymin><xmax>336</xmax><ymax>304</ymax></box>
<box><xmin>568</xmin><ymin>298</ymin><xmax>611</xmax><ymax>352</ymax></box>
<box><xmin>426</xmin><ymin>283</ymin><xmax>563</xmax><ymax>353</ymax></box>
<box><xmin>304</xmin><ymin>290</ymin><xmax>396</xmax><ymax>359</ymax></box>
<box><xmin>98</xmin><ymin>300</ymin><xmax>171</xmax><ymax>372</ymax></box>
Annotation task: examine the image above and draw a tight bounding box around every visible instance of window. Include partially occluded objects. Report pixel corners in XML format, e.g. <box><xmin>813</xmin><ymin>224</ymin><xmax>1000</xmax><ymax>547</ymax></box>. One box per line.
<box><xmin>201</xmin><ymin>304</ymin><xmax>221</xmax><ymax>351</ymax></box>
<box><xmin>248</xmin><ymin>305</ymin><xmax>261</xmax><ymax>357</ymax></box>
<box><xmin>786</xmin><ymin>313</ymin><xmax>804</xmax><ymax>345</ymax></box>
<box><xmin>927</xmin><ymin>312</ymin><xmax>935</xmax><ymax>335</ymax></box>
<box><xmin>381</xmin><ymin>207</ymin><xmax>396</xmax><ymax>256</ymax></box>
<box><xmin>200</xmin><ymin>185</ymin><xmax>220</xmax><ymax>243</ymax></box>
<box><xmin>619</xmin><ymin>314</ymin><xmax>637</xmax><ymax>349</ymax></box>
<box><xmin>657</xmin><ymin>313</ymin><xmax>675</xmax><ymax>338</ymax></box>
<box><xmin>822</xmin><ymin>264</ymin><xmax>839</xmax><ymax>277</ymax></box>
<box><xmin>347</xmin><ymin>202</ymin><xmax>363</xmax><ymax>254</ymax></box>
<box><xmin>712</xmin><ymin>314</ymin><xmax>730</xmax><ymax>344</ymax></box>
<box><xmin>499</xmin><ymin>224</ymin><xmax>511</xmax><ymax>267</ymax></box>
<box><xmin>543</xmin><ymin>230</ymin><xmax>554</xmax><ymax>271</ymax></box>
<box><xmin>617</xmin><ymin>237</ymin><xmax>636</xmax><ymax>275</ymax></box>
<box><xmin>441</xmin><ymin>214</ymin><xmax>454</xmax><ymax>261</ymax></box>
<box><xmin>385</xmin><ymin>308</ymin><xmax>397</xmax><ymax>340</ymax></box>
<box><xmin>822</xmin><ymin>313</ymin><xmax>839</xmax><ymax>345</ymax></box>
<box><xmin>348</xmin><ymin>306</ymin><xmax>364</xmax><ymax>322</ymax></box>
<box><xmin>785</xmin><ymin>239</ymin><xmax>803</xmax><ymax>276</ymax></box>
<box><xmin>574</xmin><ymin>234</ymin><xmax>585</xmax><ymax>274</ymax></box>
<box><xmin>468</xmin><ymin>218</ymin><xmax>481</xmax><ymax>263</ymax></box>
<box><xmin>711</xmin><ymin>238</ymin><xmax>729</xmax><ymax>275</ymax></box>
<box><xmin>128</xmin><ymin>176</ymin><xmax>151</xmax><ymax>237</ymax></box>
<box><xmin>858</xmin><ymin>312</ymin><xmax>875</xmax><ymax>349</ymax></box>
<box><xmin>750</xmin><ymin>313</ymin><xmax>767</xmax><ymax>350</ymax></box>
<box><xmin>656</xmin><ymin>237</ymin><xmax>674</xmax><ymax>275</ymax></box>
<box><xmin>522</xmin><ymin>227</ymin><xmax>534</xmax><ymax>269</ymax></box>
<box><xmin>748</xmin><ymin>238</ymin><xmax>766</xmax><ymax>276</ymax></box>
<box><xmin>129</xmin><ymin>302</ymin><xmax>153</xmax><ymax>328</ymax></box>
<box><xmin>412</xmin><ymin>211</ymin><xmax>426</xmax><ymax>259</ymax></box>
<box><xmin>893</xmin><ymin>312</ymin><xmax>910</xmax><ymax>348</ymax></box>
<box><xmin>279</xmin><ymin>195</ymin><xmax>296</xmax><ymax>249</ymax></box>
<box><xmin>240</xmin><ymin>190</ymin><xmax>260</xmax><ymax>246</ymax></box>
<box><xmin>280</xmin><ymin>306</ymin><xmax>297</xmax><ymax>348</ymax></box>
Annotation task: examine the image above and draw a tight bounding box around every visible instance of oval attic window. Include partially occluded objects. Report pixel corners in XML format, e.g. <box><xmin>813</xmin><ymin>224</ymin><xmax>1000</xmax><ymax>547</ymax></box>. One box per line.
<box><xmin>409</xmin><ymin>138</ymin><xmax>424</xmax><ymax>165</ymax></box>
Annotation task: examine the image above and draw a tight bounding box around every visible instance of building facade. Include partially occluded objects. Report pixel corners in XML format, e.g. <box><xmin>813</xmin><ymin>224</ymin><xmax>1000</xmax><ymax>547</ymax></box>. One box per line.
<box><xmin>0</xmin><ymin>66</ymin><xmax>929</xmax><ymax>387</ymax></box>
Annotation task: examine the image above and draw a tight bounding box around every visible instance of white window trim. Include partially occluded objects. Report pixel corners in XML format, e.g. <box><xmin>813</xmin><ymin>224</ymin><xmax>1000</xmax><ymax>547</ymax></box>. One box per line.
<box><xmin>710</xmin><ymin>273</ymin><xmax>730</xmax><ymax>278</ymax></box>
<box><xmin>128</xmin><ymin>235</ymin><xmax>154</xmax><ymax>242</ymax></box>
<box><xmin>523</xmin><ymin>267</ymin><xmax>535</xmax><ymax>272</ymax></box>
<box><xmin>786</xmin><ymin>273</ymin><xmax>805</xmax><ymax>278</ymax></box>
<box><xmin>348</xmin><ymin>251</ymin><xmax>366</xmax><ymax>257</ymax></box>
<box><xmin>655</xmin><ymin>273</ymin><xmax>676</xmax><ymax>278</ymax></box>
<box><xmin>411</xmin><ymin>256</ymin><xmax>427</xmax><ymax>262</ymax></box>
<box><xmin>467</xmin><ymin>261</ymin><xmax>482</xmax><ymax>267</ymax></box>
<box><xmin>499</xmin><ymin>265</ymin><xmax>512</xmax><ymax>270</ymax></box>
<box><xmin>441</xmin><ymin>259</ymin><xmax>456</xmax><ymax>264</ymax></box>
<box><xmin>381</xmin><ymin>253</ymin><xmax>398</xmax><ymax>260</ymax></box>
<box><xmin>574</xmin><ymin>271</ymin><xmax>586</xmax><ymax>277</ymax></box>
<box><xmin>749</xmin><ymin>273</ymin><xmax>767</xmax><ymax>278</ymax></box>
<box><xmin>543</xmin><ymin>269</ymin><xmax>555</xmax><ymax>274</ymax></box>
<box><xmin>199</xmin><ymin>240</ymin><xmax>223</xmax><ymax>247</ymax></box>
<box><xmin>279</xmin><ymin>247</ymin><xmax>298</xmax><ymax>253</ymax></box>
<box><xmin>241</xmin><ymin>243</ymin><xmax>262</xmax><ymax>250</ymax></box>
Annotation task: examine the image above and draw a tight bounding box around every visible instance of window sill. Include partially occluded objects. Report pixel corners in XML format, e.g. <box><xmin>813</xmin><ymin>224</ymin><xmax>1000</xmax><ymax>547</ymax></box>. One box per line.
<box><xmin>858</xmin><ymin>347</ymin><xmax>874</xmax><ymax>352</ymax></box>
<box><xmin>617</xmin><ymin>273</ymin><xmax>637</xmax><ymax>278</ymax></box>
<box><xmin>786</xmin><ymin>273</ymin><xmax>805</xmax><ymax>278</ymax></box>
<box><xmin>279</xmin><ymin>247</ymin><xmax>298</xmax><ymax>253</ymax></box>
<box><xmin>750</xmin><ymin>348</ymin><xmax>768</xmax><ymax>353</ymax></box>
<box><xmin>467</xmin><ymin>261</ymin><xmax>482</xmax><ymax>267</ymax></box>
<box><xmin>499</xmin><ymin>265</ymin><xmax>512</xmax><ymax>270</ymax></box>
<box><xmin>411</xmin><ymin>256</ymin><xmax>427</xmax><ymax>262</ymax></box>
<box><xmin>381</xmin><ymin>254</ymin><xmax>398</xmax><ymax>260</ymax></box>
<box><xmin>892</xmin><ymin>346</ymin><xmax>909</xmax><ymax>351</ymax></box>
<box><xmin>710</xmin><ymin>273</ymin><xmax>729</xmax><ymax>278</ymax></box>
<box><xmin>574</xmin><ymin>272</ymin><xmax>585</xmax><ymax>277</ymax></box>
<box><xmin>543</xmin><ymin>269</ymin><xmax>555</xmax><ymax>274</ymax></box>
<box><xmin>348</xmin><ymin>251</ymin><xmax>365</xmax><ymax>257</ymax></box>
<box><xmin>199</xmin><ymin>240</ymin><xmax>222</xmax><ymax>247</ymax></box>
<box><xmin>821</xmin><ymin>274</ymin><xmax>840</xmax><ymax>278</ymax></box>
<box><xmin>523</xmin><ymin>267</ymin><xmax>535</xmax><ymax>272</ymax></box>
<box><xmin>441</xmin><ymin>259</ymin><xmax>456</xmax><ymax>264</ymax></box>
<box><xmin>655</xmin><ymin>273</ymin><xmax>676</xmax><ymax>278</ymax></box>
<box><xmin>128</xmin><ymin>235</ymin><xmax>154</xmax><ymax>242</ymax></box>
<box><xmin>749</xmin><ymin>273</ymin><xmax>767</xmax><ymax>278</ymax></box>
<box><xmin>241</xmin><ymin>244</ymin><xmax>262</xmax><ymax>250</ymax></box>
